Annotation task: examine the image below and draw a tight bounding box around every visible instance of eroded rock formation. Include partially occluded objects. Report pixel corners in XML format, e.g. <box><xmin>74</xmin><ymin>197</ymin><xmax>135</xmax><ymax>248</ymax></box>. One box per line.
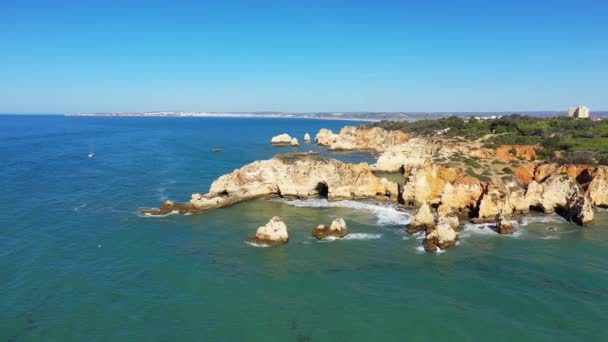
<box><xmin>246</xmin><ymin>216</ymin><xmax>289</xmax><ymax>245</ymax></box>
<box><xmin>424</xmin><ymin>217</ymin><xmax>459</xmax><ymax>253</ymax></box>
<box><xmin>312</xmin><ymin>217</ymin><xmax>348</xmax><ymax>239</ymax></box>
<box><xmin>407</xmin><ymin>202</ymin><xmax>435</xmax><ymax>233</ymax></box>
<box><xmin>142</xmin><ymin>153</ymin><xmax>399</xmax><ymax>215</ymax></box>
<box><xmin>373</xmin><ymin>138</ymin><xmax>440</xmax><ymax>172</ymax></box>
<box><xmin>495</xmin><ymin>212</ymin><xmax>516</xmax><ymax>235</ymax></box>
<box><xmin>271</xmin><ymin>133</ymin><xmax>292</xmax><ymax>145</ymax></box>
<box><xmin>315</xmin><ymin>129</ymin><xmax>338</xmax><ymax>146</ymax></box>
<box><xmin>316</xmin><ymin>126</ymin><xmax>409</xmax><ymax>151</ymax></box>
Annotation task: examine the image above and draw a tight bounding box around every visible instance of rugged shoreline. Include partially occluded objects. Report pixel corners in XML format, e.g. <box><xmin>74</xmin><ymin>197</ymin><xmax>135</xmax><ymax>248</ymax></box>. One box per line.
<box><xmin>142</xmin><ymin>122</ymin><xmax>607</xmax><ymax>252</ymax></box>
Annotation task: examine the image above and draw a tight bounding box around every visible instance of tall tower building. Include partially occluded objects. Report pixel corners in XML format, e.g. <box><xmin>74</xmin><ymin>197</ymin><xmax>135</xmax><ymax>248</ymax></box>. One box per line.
<box><xmin>567</xmin><ymin>106</ymin><xmax>590</xmax><ymax>118</ymax></box>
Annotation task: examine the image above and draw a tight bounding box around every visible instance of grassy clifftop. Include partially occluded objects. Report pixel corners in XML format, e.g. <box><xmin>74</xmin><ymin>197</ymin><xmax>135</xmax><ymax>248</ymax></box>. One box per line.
<box><xmin>364</xmin><ymin>115</ymin><xmax>608</xmax><ymax>165</ymax></box>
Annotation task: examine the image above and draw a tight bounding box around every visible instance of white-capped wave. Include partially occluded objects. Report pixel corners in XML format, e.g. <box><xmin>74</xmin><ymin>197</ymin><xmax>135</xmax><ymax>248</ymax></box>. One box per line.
<box><xmin>518</xmin><ymin>214</ymin><xmax>565</xmax><ymax>226</ymax></box>
<box><xmin>319</xmin><ymin>233</ymin><xmax>383</xmax><ymax>242</ymax></box>
<box><xmin>140</xmin><ymin>210</ymin><xmax>179</xmax><ymax>218</ymax></box>
<box><xmin>460</xmin><ymin>222</ymin><xmax>522</xmax><ymax>238</ymax></box>
<box><xmin>274</xmin><ymin>198</ymin><xmax>410</xmax><ymax>226</ymax></box>
<box><xmin>539</xmin><ymin>236</ymin><xmax>560</xmax><ymax>240</ymax></box>
<box><xmin>244</xmin><ymin>241</ymin><xmax>272</xmax><ymax>248</ymax></box>
<box><xmin>72</xmin><ymin>203</ymin><xmax>87</xmax><ymax>212</ymax></box>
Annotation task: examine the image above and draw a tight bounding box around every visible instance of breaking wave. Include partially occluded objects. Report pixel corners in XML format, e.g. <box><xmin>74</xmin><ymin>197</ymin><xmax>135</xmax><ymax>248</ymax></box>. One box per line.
<box><xmin>244</xmin><ymin>241</ymin><xmax>272</xmax><ymax>248</ymax></box>
<box><xmin>319</xmin><ymin>233</ymin><xmax>383</xmax><ymax>242</ymax></box>
<box><xmin>274</xmin><ymin>198</ymin><xmax>410</xmax><ymax>226</ymax></box>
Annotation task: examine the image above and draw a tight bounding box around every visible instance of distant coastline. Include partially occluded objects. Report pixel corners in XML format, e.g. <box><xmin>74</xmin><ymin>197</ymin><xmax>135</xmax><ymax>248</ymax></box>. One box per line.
<box><xmin>63</xmin><ymin>111</ymin><xmax>608</xmax><ymax>121</ymax></box>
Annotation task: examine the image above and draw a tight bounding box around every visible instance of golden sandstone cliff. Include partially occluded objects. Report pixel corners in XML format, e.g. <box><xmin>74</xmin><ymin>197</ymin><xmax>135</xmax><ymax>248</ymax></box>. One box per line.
<box><xmin>142</xmin><ymin>153</ymin><xmax>399</xmax><ymax>216</ymax></box>
<box><xmin>315</xmin><ymin>126</ymin><xmax>409</xmax><ymax>151</ymax></box>
<box><xmin>143</xmin><ymin>125</ymin><xmax>608</xmax><ymax>253</ymax></box>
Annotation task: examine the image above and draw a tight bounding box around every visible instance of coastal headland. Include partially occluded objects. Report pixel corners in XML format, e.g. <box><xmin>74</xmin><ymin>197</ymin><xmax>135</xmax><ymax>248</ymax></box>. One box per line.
<box><xmin>143</xmin><ymin>115</ymin><xmax>608</xmax><ymax>253</ymax></box>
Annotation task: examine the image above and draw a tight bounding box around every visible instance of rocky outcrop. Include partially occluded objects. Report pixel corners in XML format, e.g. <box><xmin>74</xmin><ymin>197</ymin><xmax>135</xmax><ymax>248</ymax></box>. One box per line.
<box><xmin>271</xmin><ymin>133</ymin><xmax>292</xmax><ymax>145</ymax></box>
<box><xmin>407</xmin><ymin>202</ymin><xmax>435</xmax><ymax>233</ymax></box>
<box><xmin>373</xmin><ymin>138</ymin><xmax>440</xmax><ymax>172</ymax></box>
<box><xmin>316</xmin><ymin>126</ymin><xmax>409</xmax><ymax>152</ymax></box>
<box><xmin>534</xmin><ymin>164</ymin><xmax>591</xmax><ymax>183</ymax></box>
<box><xmin>468</xmin><ymin>145</ymin><xmax>538</xmax><ymax>162</ymax></box>
<box><xmin>312</xmin><ymin>217</ymin><xmax>348</xmax><ymax>239</ymax></box>
<box><xmin>246</xmin><ymin>216</ymin><xmax>289</xmax><ymax>245</ymax></box>
<box><xmin>290</xmin><ymin>138</ymin><xmax>300</xmax><ymax>147</ymax></box>
<box><xmin>525</xmin><ymin>174</ymin><xmax>594</xmax><ymax>225</ymax></box>
<box><xmin>424</xmin><ymin>217</ymin><xmax>458</xmax><ymax>253</ymax></box>
<box><xmin>437</xmin><ymin>205</ymin><xmax>460</xmax><ymax>230</ymax></box>
<box><xmin>586</xmin><ymin>166</ymin><xmax>608</xmax><ymax>207</ymax></box>
<box><xmin>303</xmin><ymin>133</ymin><xmax>311</xmax><ymax>142</ymax></box>
<box><xmin>402</xmin><ymin>163</ymin><xmax>484</xmax><ymax>209</ymax></box>
<box><xmin>495</xmin><ymin>212</ymin><xmax>516</xmax><ymax>235</ymax></box>
<box><xmin>142</xmin><ymin>153</ymin><xmax>399</xmax><ymax>215</ymax></box>
<box><xmin>315</xmin><ymin>129</ymin><xmax>338</xmax><ymax>146</ymax></box>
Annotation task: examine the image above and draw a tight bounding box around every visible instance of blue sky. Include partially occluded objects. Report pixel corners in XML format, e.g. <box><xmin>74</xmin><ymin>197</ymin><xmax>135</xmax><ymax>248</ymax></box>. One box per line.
<box><xmin>1</xmin><ymin>0</ymin><xmax>607</xmax><ymax>113</ymax></box>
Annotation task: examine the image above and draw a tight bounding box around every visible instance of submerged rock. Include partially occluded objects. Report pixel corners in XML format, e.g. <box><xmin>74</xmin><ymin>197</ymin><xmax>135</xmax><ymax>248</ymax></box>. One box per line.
<box><xmin>312</xmin><ymin>218</ymin><xmax>348</xmax><ymax>239</ymax></box>
<box><xmin>246</xmin><ymin>216</ymin><xmax>289</xmax><ymax>245</ymax></box>
<box><xmin>271</xmin><ymin>133</ymin><xmax>292</xmax><ymax>145</ymax></box>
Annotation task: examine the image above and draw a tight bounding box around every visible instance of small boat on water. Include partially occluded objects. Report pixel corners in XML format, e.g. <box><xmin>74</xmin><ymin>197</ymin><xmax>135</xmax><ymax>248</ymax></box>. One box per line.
<box><xmin>88</xmin><ymin>142</ymin><xmax>95</xmax><ymax>158</ymax></box>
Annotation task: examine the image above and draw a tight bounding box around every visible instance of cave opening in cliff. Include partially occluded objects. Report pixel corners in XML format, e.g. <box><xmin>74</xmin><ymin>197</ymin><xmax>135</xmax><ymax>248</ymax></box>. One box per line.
<box><xmin>315</xmin><ymin>182</ymin><xmax>329</xmax><ymax>199</ymax></box>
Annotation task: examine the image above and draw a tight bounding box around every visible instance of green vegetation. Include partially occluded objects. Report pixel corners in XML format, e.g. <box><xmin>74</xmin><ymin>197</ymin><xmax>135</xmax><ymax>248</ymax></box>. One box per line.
<box><xmin>465</xmin><ymin>168</ymin><xmax>492</xmax><ymax>182</ymax></box>
<box><xmin>462</xmin><ymin>157</ymin><xmax>482</xmax><ymax>168</ymax></box>
<box><xmin>366</xmin><ymin>115</ymin><xmax>608</xmax><ymax>164</ymax></box>
<box><xmin>502</xmin><ymin>167</ymin><xmax>514</xmax><ymax>174</ymax></box>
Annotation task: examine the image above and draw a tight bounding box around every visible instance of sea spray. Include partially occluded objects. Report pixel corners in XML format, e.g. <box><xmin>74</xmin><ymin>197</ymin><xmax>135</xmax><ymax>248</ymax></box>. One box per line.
<box><xmin>274</xmin><ymin>198</ymin><xmax>410</xmax><ymax>226</ymax></box>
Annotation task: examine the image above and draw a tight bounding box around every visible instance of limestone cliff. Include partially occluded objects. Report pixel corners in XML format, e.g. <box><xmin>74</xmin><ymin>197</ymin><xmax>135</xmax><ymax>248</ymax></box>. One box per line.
<box><xmin>142</xmin><ymin>153</ymin><xmax>399</xmax><ymax>215</ymax></box>
<box><xmin>316</xmin><ymin>126</ymin><xmax>409</xmax><ymax>152</ymax></box>
<box><xmin>373</xmin><ymin>138</ymin><xmax>439</xmax><ymax>172</ymax></box>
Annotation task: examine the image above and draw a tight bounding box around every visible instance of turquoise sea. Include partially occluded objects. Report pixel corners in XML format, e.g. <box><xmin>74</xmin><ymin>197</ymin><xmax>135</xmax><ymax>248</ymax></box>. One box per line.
<box><xmin>2</xmin><ymin>115</ymin><xmax>607</xmax><ymax>341</ymax></box>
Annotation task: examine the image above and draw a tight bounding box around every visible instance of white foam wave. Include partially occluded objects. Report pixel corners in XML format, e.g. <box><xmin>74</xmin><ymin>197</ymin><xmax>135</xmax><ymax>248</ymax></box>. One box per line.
<box><xmin>274</xmin><ymin>198</ymin><xmax>410</xmax><ymax>226</ymax></box>
<box><xmin>141</xmin><ymin>210</ymin><xmax>179</xmax><ymax>218</ymax></box>
<box><xmin>460</xmin><ymin>222</ymin><xmax>522</xmax><ymax>238</ymax></box>
<box><xmin>244</xmin><ymin>241</ymin><xmax>271</xmax><ymax>248</ymax></box>
<box><xmin>539</xmin><ymin>236</ymin><xmax>560</xmax><ymax>240</ymax></box>
<box><xmin>518</xmin><ymin>214</ymin><xmax>565</xmax><ymax>226</ymax></box>
<box><xmin>72</xmin><ymin>203</ymin><xmax>87</xmax><ymax>212</ymax></box>
<box><xmin>320</xmin><ymin>233</ymin><xmax>383</xmax><ymax>242</ymax></box>
<box><xmin>415</xmin><ymin>246</ymin><xmax>425</xmax><ymax>253</ymax></box>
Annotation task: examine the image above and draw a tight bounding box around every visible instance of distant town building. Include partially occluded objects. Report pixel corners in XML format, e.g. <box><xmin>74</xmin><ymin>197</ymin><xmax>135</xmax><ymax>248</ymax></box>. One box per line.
<box><xmin>567</xmin><ymin>106</ymin><xmax>590</xmax><ymax>118</ymax></box>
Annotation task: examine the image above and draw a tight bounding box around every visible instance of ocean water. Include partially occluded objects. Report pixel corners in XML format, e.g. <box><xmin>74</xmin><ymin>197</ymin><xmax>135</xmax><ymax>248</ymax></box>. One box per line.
<box><xmin>2</xmin><ymin>115</ymin><xmax>607</xmax><ymax>341</ymax></box>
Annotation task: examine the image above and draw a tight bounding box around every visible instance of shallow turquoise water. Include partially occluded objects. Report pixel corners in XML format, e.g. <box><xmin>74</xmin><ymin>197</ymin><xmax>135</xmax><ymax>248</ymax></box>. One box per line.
<box><xmin>1</xmin><ymin>116</ymin><xmax>607</xmax><ymax>341</ymax></box>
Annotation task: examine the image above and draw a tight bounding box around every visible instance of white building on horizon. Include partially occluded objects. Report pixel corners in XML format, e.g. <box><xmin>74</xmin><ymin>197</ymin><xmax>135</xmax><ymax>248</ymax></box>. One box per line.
<box><xmin>567</xmin><ymin>106</ymin><xmax>590</xmax><ymax>118</ymax></box>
